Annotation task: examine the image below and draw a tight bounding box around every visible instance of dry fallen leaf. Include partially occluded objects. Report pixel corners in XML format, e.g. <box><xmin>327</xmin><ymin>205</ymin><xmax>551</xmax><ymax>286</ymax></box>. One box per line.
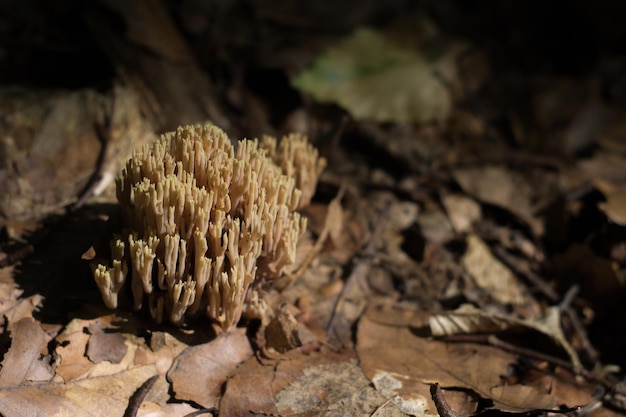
<box><xmin>595</xmin><ymin>179</ymin><xmax>626</xmax><ymax>226</ymax></box>
<box><xmin>357</xmin><ymin>311</ymin><xmax>559</xmax><ymax>413</ymax></box>
<box><xmin>441</xmin><ymin>193</ymin><xmax>482</xmax><ymax>234</ymax></box>
<box><xmin>462</xmin><ymin>234</ymin><xmax>531</xmax><ymax>307</ymax></box>
<box><xmin>275</xmin><ymin>359</ymin><xmax>393</xmax><ymax>416</ymax></box>
<box><xmin>54</xmin><ymin>319</ymin><xmax>104</xmax><ymax>382</ymax></box>
<box><xmin>429</xmin><ymin>304</ymin><xmax>581</xmax><ymax>368</ymax></box>
<box><xmin>167</xmin><ymin>329</ymin><xmax>253</xmax><ymax>408</ymax></box>
<box><xmin>451</xmin><ymin>165</ymin><xmax>549</xmax><ymax>233</ymax></box>
<box><xmin>0</xmin><ymin>317</ymin><xmax>54</xmax><ymax>387</ymax></box>
<box><xmin>86</xmin><ymin>319</ymin><xmax>128</xmax><ymax>364</ymax></box>
<box><xmin>0</xmin><ymin>85</ymin><xmax>155</xmax><ymax>228</ymax></box>
<box><xmin>220</xmin><ymin>348</ymin><xmax>360</xmax><ymax>416</ymax></box>
<box><xmin>0</xmin><ymin>266</ymin><xmax>45</xmax><ymax>331</ymax></box>
<box><xmin>0</xmin><ymin>365</ymin><xmax>157</xmax><ymax>417</ymax></box>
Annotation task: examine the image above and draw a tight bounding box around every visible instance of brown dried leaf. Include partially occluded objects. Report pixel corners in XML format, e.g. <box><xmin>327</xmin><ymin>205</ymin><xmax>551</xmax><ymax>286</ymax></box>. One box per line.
<box><xmin>54</xmin><ymin>315</ymin><xmax>145</xmax><ymax>383</ymax></box>
<box><xmin>220</xmin><ymin>348</ymin><xmax>374</xmax><ymax>416</ymax></box>
<box><xmin>356</xmin><ymin>312</ymin><xmax>559</xmax><ymax>413</ymax></box>
<box><xmin>326</xmin><ymin>260</ymin><xmax>372</xmax><ymax>348</ymax></box>
<box><xmin>462</xmin><ymin>235</ymin><xmax>531</xmax><ymax>307</ymax></box>
<box><xmin>54</xmin><ymin>319</ymin><xmax>99</xmax><ymax>382</ymax></box>
<box><xmin>452</xmin><ymin>166</ymin><xmax>543</xmax><ymax>232</ymax></box>
<box><xmin>133</xmin><ymin>331</ymin><xmax>189</xmax><ymax>375</ymax></box>
<box><xmin>576</xmin><ymin>152</ymin><xmax>626</xmax><ymax>186</ymax></box>
<box><xmin>429</xmin><ymin>304</ymin><xmax>581</xmax><ymax>368</ymax></box>
<box><xmin>416</xmin><ymin>207</ymin><xmax>455</xmax><ymax>245</ymax></box>
<box><xmin>275</xmin><ymin>359</ymin><xmax>392</xmax><ymax>416</ymax></box>
<box><xmin>86</xmin><ymin>320</ymin><xmax>128</xmax><ymax>364</ymax></box>
<box><xmin>595</xmin><ymin>179</ymin><xmax>626</xmax><ymax>226</ymax></box>
<box><xmin>0</xmin><ymin>317</ymin><xmax>54</xmax><ymax>387</ymax></box>
<box><xmin>167</xmin><ymin>329</ymin><xmax>253</xmax><ymax>408</ymax></box>
<box><xmin>441</xmin><ymin>193</ymin><xmax>482</xmax><ymax>234</ymax></box>
<box><xmin>0</xmin><ymin>365</ymin><xmax>157</xmax><ymax>417</ymax></box>
<box><xmin>0</xmin><ymin>266</ymin><xmax>44</xmax><ymax>331</ymax></box>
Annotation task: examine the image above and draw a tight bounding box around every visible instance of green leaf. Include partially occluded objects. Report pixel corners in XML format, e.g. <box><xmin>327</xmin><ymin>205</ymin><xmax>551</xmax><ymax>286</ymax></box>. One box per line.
<box><xmin>293</xmin><ymin>27</ymin><xmax>462</xmax><ymax>124</ymax></box>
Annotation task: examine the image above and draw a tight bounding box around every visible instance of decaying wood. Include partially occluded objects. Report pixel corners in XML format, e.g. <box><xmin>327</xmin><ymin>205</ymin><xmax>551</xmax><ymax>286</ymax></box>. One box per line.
<box><xmin>84</xmin><ymin>0</ymin><xmax>228</xmax><ymax>133</ymax></box>
<box><xmin>0</xmin><ymin>85</ymin><xmax>155</xmax><ymax>232</ymax></box>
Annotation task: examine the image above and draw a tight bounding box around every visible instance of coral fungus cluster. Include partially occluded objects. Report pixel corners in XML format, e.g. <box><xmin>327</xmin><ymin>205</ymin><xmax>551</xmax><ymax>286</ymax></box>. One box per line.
<box><xmin>91</xmin><ymin>123</ymin><xmax>325</xmax><ymax>330</ymax></box>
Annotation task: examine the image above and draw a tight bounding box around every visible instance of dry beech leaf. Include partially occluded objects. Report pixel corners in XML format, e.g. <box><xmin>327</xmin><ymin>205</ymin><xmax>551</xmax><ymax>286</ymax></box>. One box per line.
<box><xmin>0</xmin><ymin>317</ymin><xmax>54</xmax><ymax>388</ymax></box>
<box><xmin>326</xmin><ymin>260</ymin><xmax>372</xmax><ymax>348</ymax></box>
<box><xmin>220</xmin><ymin>348</ymin><xmax>357</xmax><ymax>416</ymax></box>
<box><xmin>356</xmin><ymin>312</ymin><xmax>559</xmax><ymax>413</ymax></box>
<box><xmin>275</xmin><ymin>359</ymin><xmax>392</xmax><ymax>416</ymax></box>
<box><xmin>54</xmin><ymin>316</ymin><xmax>144</xmax><ymax>383</ymax></box>
<box><xmin>133</xmin><ymin>331</ymin><xmax>189</xmax><ymax>375</ymax></box>
<box><xmin>576</xmin><ymin>152</ymin><xmax>626</xmax><ymax>186</ymax></box>
<box><xmin>370</xmin><ymin>400</ymin><xmax>409</xmax><ymax>417</ymax></box>
<box><xmin>462</xmin><ymin>234</ymin><xmax>530</xmax><ymax>307</ymax></box>
<box><xmin>86</xmin><ymin>320</ymin><xmax>128</xmax><ymax>364</ymax></box>
<box><xmin>595</xmin><ymin>179</ymin><xmax>626</xmax><ymax>226</ymax></box>
<box><xmin>54</xmin><ymin>319</ymin><xmax>105</xmax><ymax>382</ymax></box>
<box><xmin>0</xmin><ymin>365</ymin><xmax>157</xmax><ymax>417</ymax></box>
<box><xmin>441</xmin><ymin>193</ymin><xmax>481</xmax><ymax>234</ymax></box>
<box><xmin>429</xmin><ymin>304</ymin><xmax>581</xmax><ymax>368</ymax></box>
<box><xmin>167</xmin><ymin>329</ymin><xmax>253</xmax><ymax>408</ymax></box>
<box><xmin>0</xmin><ymin>266</ymin><xmax>45</xmax><ymax>330</ymax></box>
<box><xmin>416</xmin><ymin>207</ymin><xmax>455</xmax><ymax>245</ymax></box>
<box><xmin>452</xmin><ymin>166</ymin><xmax>539</xmax><ymax>230</ymax></box>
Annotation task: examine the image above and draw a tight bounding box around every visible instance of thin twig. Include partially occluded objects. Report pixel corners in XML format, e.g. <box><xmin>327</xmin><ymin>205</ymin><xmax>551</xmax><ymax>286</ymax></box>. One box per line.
<box><xmin>182</xmin><ymin>409</ymin><xmax>218</xmax><ymax>417</ymax></box>
<box><xmin>440</xmin><ymin>334</ymin><xmax>612</xmax><ymax>388</ymax></box>
<box><xmin>0</xmin><ymin>226</ymin><xmax>54</xmax><ymax>268</ymax></box>
<box><xmin>123</xmin><ymin>375</ymin><xmax>158</xmax><ymax>417</ymax></box>
<box><xmin>559</xmin><ymin>285</ymin><xmax>599</xmax><ymax>363</ymax></box>
<box><xmin>0</xmin><ymin>245</ymin><xmax>35</xmax><ymax>268</ymax></box>
<box><xmin>430</xmin><ymin>383</ymin><xmax>464</xmax><ymax>417</ymax></box>
<box><xmin>70</xmin><ymin>91</ymin><xmax>116</xmax><ymax>212</ymax></box>
<box><xmin>559</xmin><ymin>285</ymin><xmax>579</xmax><ymax>310</ymax></box>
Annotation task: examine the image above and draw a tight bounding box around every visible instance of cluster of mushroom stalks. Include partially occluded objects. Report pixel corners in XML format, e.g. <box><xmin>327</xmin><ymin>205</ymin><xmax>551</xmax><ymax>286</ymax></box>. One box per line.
<box><xmin>91</xmin><ymin>123</ymin><xmax>325</xmax><ymax>331</ymax></box>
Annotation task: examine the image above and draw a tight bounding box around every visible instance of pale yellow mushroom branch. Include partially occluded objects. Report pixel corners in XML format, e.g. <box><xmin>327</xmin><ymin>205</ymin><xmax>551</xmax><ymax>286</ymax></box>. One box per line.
<box><xmin>89</xmin><ymin>123</ymin><xmax>325</xmax><ymax>331</ymax></box>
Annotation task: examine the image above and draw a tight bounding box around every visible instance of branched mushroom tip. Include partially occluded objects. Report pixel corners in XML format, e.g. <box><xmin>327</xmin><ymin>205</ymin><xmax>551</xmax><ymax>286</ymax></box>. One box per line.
<box><xmin>92</xmin><ymin>123</ymin><xmax>325</xmax><ymax>330</ymax></box>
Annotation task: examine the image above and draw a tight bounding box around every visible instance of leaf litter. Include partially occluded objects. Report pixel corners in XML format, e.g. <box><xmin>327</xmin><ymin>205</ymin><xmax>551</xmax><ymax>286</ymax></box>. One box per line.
<box><xmin>2</xmin><ymin>3</ymin><xmax>626</xmax><ymax>417</ymax></box>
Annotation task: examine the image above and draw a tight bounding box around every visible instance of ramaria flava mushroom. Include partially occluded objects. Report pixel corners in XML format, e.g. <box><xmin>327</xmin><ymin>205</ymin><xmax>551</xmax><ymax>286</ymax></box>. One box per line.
<box><xmin>91</xmin><ymin>123</ymin><xmax>325</xmax><ymax>330</ymax></box>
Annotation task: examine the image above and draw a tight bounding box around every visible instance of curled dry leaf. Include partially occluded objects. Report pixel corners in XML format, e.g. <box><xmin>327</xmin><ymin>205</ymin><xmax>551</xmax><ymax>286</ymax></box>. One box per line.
<box><xmin>429</xmin><ymin>304</ymin><xmax>582</xmax><ymax>369</ymax></box>
<box><xmin>0</xmin><ymin>317</ymin><xmax>54</xmax><ymax>388</ymax></box>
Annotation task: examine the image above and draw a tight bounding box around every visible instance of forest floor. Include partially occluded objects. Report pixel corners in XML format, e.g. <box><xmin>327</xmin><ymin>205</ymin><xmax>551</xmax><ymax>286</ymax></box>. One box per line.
<box><xmin>1</xmin><ymin>1</ymin><xmax>626</xmax><ymax>416</ymax></box>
